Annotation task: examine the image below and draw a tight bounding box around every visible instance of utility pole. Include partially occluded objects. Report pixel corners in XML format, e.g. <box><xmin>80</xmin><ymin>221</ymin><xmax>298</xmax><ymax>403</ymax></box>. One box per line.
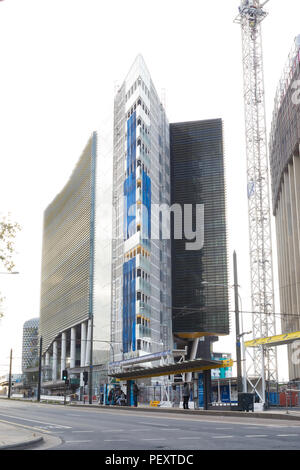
<box><xmin>88</xmin><ymin>317</ymin><xmax>94</xmax><ymax>405</ymax></box>
<box><xmin>233</xmin><ymin>252</ymin><xmax>243</xmax><ymax>394</ymax></box>
<box><xmin>37</xmin><ymin>336</ymin><xmax>43</xmax><ymax>402</ymax></box>
<box><xmin>8</xmin><ymin>349</ymin><xmax>12</xmax><ymax>399</ymax></box>
<box><xmin>88</xmin><ymin>132</ymin><xmax>97</xmax><ymax>406</ymax></box>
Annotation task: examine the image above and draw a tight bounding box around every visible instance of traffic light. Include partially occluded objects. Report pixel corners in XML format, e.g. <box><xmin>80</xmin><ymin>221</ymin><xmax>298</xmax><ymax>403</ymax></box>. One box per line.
<box><xmin>83</xmin><ymin>371</ymin><xmax>88</xmax><ymax>385</ymax></box>
<box><xmin>62</xmin><ymin>369</ymin><xmax>68</xmax><ymax>381</ymax></box>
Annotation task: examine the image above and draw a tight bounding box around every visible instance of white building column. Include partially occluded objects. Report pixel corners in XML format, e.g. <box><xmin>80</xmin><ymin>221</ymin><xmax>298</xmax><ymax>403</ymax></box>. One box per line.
<box><xmin>45</xmin><ymin>351</ymin><xmax>50</xmax><ymax>381</ymax></box>
<box><xmin>52</xmin><ymin>341</ymin><xmax>58</xmax><ymax>382</ymax></box>
<box><xmin>61</xmin><ymin>332</ymin><xmax>67</xmax><ymax>375</ymax></box>
<box><xmin>70</xmin><ymin>327</ymin><xmax>76</xmax><ymax>370</ymax></box>
<box><xmin>85</xmin><ymin>320</ymin><xmax>92</xmax><ymax>366</ymax></box>
<box><xmin>80</xmin><ymin>322</ymin><xmax>87</xmax><ymax>386</ymax></box>
<box><xmin>185</xmin><ymin>338</ymin><xmax>199</xmax><ymax>383</ymax></box>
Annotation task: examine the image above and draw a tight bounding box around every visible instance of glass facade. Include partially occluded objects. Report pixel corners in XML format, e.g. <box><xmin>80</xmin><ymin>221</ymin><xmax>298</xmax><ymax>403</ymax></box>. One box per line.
<box><xmin>170</xmin><ymin>119</ymin><xmax>229</xmax><ymax>337</ymax></box>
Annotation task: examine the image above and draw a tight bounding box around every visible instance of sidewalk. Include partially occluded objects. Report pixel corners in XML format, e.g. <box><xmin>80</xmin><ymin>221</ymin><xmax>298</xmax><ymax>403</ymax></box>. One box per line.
<box><xmin>0</xmin><ymin>421</ymin><xmax>43</xmax><ymax>450</ymax></box>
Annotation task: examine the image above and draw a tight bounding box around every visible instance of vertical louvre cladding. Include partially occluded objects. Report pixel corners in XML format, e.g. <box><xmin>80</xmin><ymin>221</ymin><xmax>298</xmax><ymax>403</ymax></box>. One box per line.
<box><xmin>170</xmin><ymin>119</ymin><xmax>229</xmax><ymax>336</ymax></box>
<box><xmin>40</xmin><ymin>134</ymin><xmax>96</xmax><ymax>354</ymax></box>
<box><xmin>269</xmin><ymin>39</ymin><xmax>300</xmax><ymax>381</ymax></box>
<box><xmin>123</xmin><ymin>258</ymin><xmax>136</xmax><ymax>353</ymax></box>
<box><xmin>269</xmin><ymin>42</ymin><xmax>300</xmax><ymax>214</ymax></box>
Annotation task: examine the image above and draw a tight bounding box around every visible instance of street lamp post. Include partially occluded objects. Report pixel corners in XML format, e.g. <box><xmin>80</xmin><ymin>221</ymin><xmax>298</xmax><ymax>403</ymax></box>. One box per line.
<box><xmin>8</xmin><ymin>349</ymin><xmax>12</xmax><ymax>399</ymax></box>
<box><xmin>202</xmin><ymin>251</ymin><xmax>247</xmax><ymax>395</ymax></box>
<box><xmin>233</xmin><ymin>251</ymin><xmax>243</xmax><ymax>394</ymax></box>
<box><xmin>37</xmin><ymin>336</ymin><xmax>43</xmax><ymax>402</ymax></box>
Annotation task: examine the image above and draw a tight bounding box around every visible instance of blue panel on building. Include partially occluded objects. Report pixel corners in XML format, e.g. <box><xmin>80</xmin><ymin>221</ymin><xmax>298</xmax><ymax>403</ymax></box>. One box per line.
<box><xmin>123</xmin><ymin>258</ymin><xmax>136</xmax><ymax>353</ymax></box>
<box><xmin>124</xmin><ymin>172</ymin><xmax>136</xmax><ymax>240</ymax></box>
<box><xmin>127</xmin><ymin>112</ymin><xmax>136</xmax><ymax>174</ymax></box>
<box><xmin>198</xmin><ymin>373</ymin><xmax>204</xmax><ymax>408</ymax></box>
<box><xmin>142</xmin><ymin>169</ymin><xmax>151</xmax><ymax>243</ymax></box>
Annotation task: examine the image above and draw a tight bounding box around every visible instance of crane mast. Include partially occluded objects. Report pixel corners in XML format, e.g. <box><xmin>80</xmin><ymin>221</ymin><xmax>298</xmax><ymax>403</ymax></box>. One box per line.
<box><xmin>235</xmin><ymin>0</ymin><xmax>278</xmax><ymax>393</ymax></box>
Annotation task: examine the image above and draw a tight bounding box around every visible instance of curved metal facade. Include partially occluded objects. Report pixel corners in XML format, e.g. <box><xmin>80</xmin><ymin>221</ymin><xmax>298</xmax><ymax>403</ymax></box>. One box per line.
<box><xmin>40</xmin><ymin>133</ymin><xmax>97</xmax><ymax>354</ymax></box>
<box><xmin>22</xmin><ymin>318</ymin><xmax>39</xmax><ymax>371</ymax></box>
<box><xmin>270</xmin><ymin>41</ymin><xmax>300</xmax><ymax>214</ymax></box>
<box><xmin>269</xmin><ymin>38</ymin><xmax>300</xmax><ymax>381</ymax></box>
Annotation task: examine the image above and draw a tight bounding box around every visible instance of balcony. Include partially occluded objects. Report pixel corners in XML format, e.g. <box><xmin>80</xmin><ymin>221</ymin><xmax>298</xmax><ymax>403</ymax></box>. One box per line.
<box><xmin>136</xmin><ymin>146</ymin><xmax>151</xmax><ymax>170</ymax></box>
<box><xmin>136</xmin><ymin>300</ymin><xmax>151</xmax><ymax>316</ymax></box>
<box><xmin>136</xmin><ymin>324</ymin><xmax>151</xmax><ymax>339</ymax></box>
<box><xmin>136</xmin><ymin>187</ymin><xmax>142</xmax><ymax>203</ymax></box>
<box><xmin>136</xmin><ymin>254</ymin><xmax>151</xmax><ymax>272</ymax></box>
<box><xmin>136</xmin><ymin>126</ymin><xmax>151</xmax><ymax>149</ymax></box>
<box><xmin>136</xmin><ymin>277</ymin><xmax>151</xmax><ymax>296</ymax></box>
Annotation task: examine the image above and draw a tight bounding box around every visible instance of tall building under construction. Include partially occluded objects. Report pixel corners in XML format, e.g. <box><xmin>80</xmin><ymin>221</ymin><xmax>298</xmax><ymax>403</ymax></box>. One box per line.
<box><xmin>111</xmin><ymin>55</ymin><xmax>172</xmax><ymax>362</ymax></box>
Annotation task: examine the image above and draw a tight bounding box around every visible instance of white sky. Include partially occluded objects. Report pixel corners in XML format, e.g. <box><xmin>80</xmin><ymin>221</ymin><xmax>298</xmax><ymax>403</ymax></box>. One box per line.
<box><xmin>0</xmin><ymin>0</ymin><xmax>299</xmax><ymax>380</ymax></box>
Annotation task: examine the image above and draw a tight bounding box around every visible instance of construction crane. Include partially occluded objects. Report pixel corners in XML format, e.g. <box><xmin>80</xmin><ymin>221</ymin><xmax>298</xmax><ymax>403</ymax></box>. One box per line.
<box><xmin>234</xmin><ymin>0</ymin><xmax>278</xmax><ymax>402</ymax></box>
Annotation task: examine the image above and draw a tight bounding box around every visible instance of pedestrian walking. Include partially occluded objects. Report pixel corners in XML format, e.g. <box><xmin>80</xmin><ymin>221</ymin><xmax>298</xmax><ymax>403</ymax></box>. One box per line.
<box><xmin>183</xmin><ymin>382</ymin><xmax>190</xmax><ymax>409</ymax></box>
<box><xmin>108</xmin><ymin>388</ymin><xmax>114</xmax><ymax>406</ymax></box>
<box><xmin>133</xmin><ymin>382</ymin><xmax>139</xmax><ymax>407</ymax></box>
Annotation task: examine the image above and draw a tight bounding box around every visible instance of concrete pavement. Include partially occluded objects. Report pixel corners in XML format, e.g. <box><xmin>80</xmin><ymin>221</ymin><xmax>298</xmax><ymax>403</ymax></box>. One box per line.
<box><xmin>1</xmin><ymin>398</ymin><xmax>300</xmax><ymax>450</ymax></box>
<box><xmin>1</xmin><ymin>399</ymin><xmax>300</xmax><ymax>450</ymax></box>
<box><xmin>0</xmin><ymin>420</ymin><xmax>44</xmax><ymax>450</ymax></box>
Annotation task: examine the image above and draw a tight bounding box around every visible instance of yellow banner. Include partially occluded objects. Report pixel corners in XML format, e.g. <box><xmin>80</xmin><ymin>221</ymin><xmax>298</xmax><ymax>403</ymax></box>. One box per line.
<box><xmin>245</xmin><ymin>331</ymin><xmax>300</xmax><ymax>348</ymax></box>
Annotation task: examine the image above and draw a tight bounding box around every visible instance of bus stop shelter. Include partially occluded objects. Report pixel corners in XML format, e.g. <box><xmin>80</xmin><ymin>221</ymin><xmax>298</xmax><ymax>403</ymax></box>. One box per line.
<box><xmin>108</xmin><ymin>357</ymin><xmax>233</xmax><ymax>409</ymax></box>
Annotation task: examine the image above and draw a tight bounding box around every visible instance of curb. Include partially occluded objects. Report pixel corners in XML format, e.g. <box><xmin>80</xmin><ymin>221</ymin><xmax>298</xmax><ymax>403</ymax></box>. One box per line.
<box><xmin>67</xmin><ymin>403</ymin><xmax>300</xmax><ymax>421</ymax></box>
<box><xmin>4</xmin><ymin>397</ymin><xmax>300</xmax><ymax>422</ymax></box>
<box><xmin>0</xmin><ymin>436</ymin><xmax>44</xmax><ymax>450</ymax></box>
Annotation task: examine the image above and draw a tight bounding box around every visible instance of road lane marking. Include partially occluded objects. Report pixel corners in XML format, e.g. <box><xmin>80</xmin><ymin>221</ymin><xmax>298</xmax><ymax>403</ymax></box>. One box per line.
<box><xmin>72</xmin><ymin>431</ymin><xmax>93</xmax><ymax>433</ymax></box>
<box><xmin>0</xmin><ymin>418</ymin><xmax>51</xmax><ymax>434</ymax></box>
<box><xmin>0</xmin><ymin>413</ymin><xmax>71</xmax><ymax>429</ymax></box>
<box><xmin>104</xmin><ymin>439</ymin><xmax>129</xmax><ymax>442</ymax></box>
<box><xmin>100</xmin><ymin>429</ymin><xmax>125</xmax><ymax>432</ymax></box>
<box><xmin>139</xmin><ymin>421</ymin><xmax>170</xmax><ymax>427</ymax></box>
<box><xmin>65</xmin><ymin>440</ymin><xmax>92</xmax><ymax>443</ymax></box>
<box><xmin>245</xmin><ymin>435</ymin><xmax>268</xmax><ymax>438</ymax></box>
<box><xmin>85</xmin><ymin>410</ymin><xmax>298</xmax><ymax>428</ymax></box>
<box><xmin>141</xmin><ymin>438</ymin><xmax>167</xmax><ymax>441</ymax></box>
<box><xmin>277</xmin><ymin>434</ymin><xmax>300</xmax><ymax>437</ymax></box>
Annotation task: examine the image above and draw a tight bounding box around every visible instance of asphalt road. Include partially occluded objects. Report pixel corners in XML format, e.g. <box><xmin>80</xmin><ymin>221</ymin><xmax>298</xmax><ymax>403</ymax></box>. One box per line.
<box><xmin>1</xmin><ymin>399</ymin><xmax>300</xmax><ymax>450</ymax></box>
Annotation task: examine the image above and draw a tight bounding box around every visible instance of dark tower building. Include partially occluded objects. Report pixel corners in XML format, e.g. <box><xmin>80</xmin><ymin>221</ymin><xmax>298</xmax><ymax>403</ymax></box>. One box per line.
<box><xmin>170</xmin><ymin>119</ymin><xmax>229</xmax><ymax>355</ymax></box>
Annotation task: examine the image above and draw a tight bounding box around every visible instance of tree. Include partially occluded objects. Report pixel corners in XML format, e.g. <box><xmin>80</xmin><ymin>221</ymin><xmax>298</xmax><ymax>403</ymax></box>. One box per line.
<box><xmin>0</xmin><ymin>215</ymin><xmax>21</xmax><ymax>272</ymax></box>
<box><xmin>0</xmin><ymin>215</ymin><xmax>21</xmax><ymax>319</ymax></box>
